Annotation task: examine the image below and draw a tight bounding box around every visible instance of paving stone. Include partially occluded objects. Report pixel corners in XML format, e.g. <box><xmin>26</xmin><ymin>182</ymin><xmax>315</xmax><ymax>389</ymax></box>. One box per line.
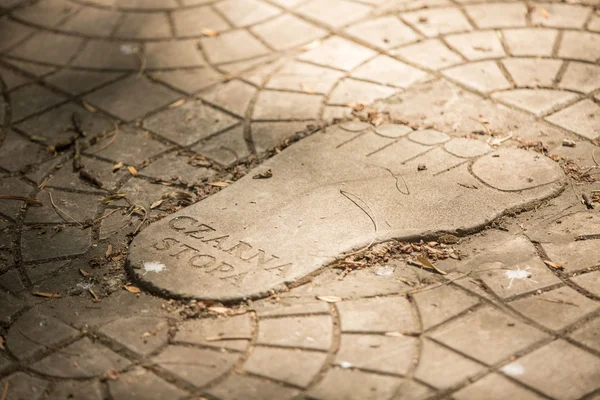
<box><xmin>114</xmin><ymin>12</ymin><xmax>171</xmax><ymax>39</ymax></box>
<box><xmin>0</xmin><ymin>177</ymin><xmax>33</xmax><ymax>220</ymax></box>
<box><xmin>252</xmin><ymin>14</ymin><xmax>326</xmax><ymax>51</ymax></box>
<box><xmin>60</xmin><ymin>6</ymin><xmax>120</xmax><ymax>36</ymax></box>
<box><xmin>392</xmin><ymin>39</ymin><xmax>462</xmax><ymax>70</ymax></box>
<box><xmin>191</xmin><ymin>124</ymin><xmax>248</xmax><ymax>165</ymax></box>
<box><xmin>47</xmin><ymin>156</ymin><xmax>127</xmax><ymax>193</ymax></box>
<box><xmin>25</xmin><ymin>190</ymin><xmax>100</xmax><ymax>224</ymax></box>
<box><xmin>119</xmin><ymin>178</ymin><xmax>195</xmax><ymax>211</ymax></box>
<box><xmin>444</xmin><ymin>137</ymin><xmax>490</xmax><ymax>158</ymax></box>
<box><xmin>408</xmin><ymin>129</ymin><xmax>449</xmax><ymax>145</ymax></box>
<box><xmin>306</xmin><ymin>368</ymin><xmax>403</xmax><ymax>400</ymax></box>
<box><xmin>559</xmin><ymin>62</ymin><xmax>600</xmax><ymax>93</ymax></box>
<box><xmin>415</xmin><ymin>339</ymin><xmax>485</xmax><ymax>388</ymax></box>
<box><xmin>445</xmin><ymin>31</ymin><xmax>505</xmax><ymax>61</ymax></box>
<box><xmin>453</xmin><ymin>373</ymin><xmax>546</xmax><ymax>400</ymax></box>
<box><xmin>46</xmin><ymin>69</ymin><xmax>125</xmax><ymax>96</ymax></box>
<box><xmin>443</xmin><ymin>61</ymin><xmax>511</xmax><ymax>94</ymax></box>
<box><xmin>502</xmin><ymin>28</ymin><xmax>558</xmax><ymax>57</ymax></box>
<box><xmin>266</xmin><ymin>61</ymin><xmax>344</xmax><ymax>95</ymax></box>
<box><xmin>0</xmin><ymin>290</ymin><xmax>26</xmax><ymax>325</ymax></box>
<box><xmin>296</xmin><ymin>0</ymin><xmax>372</xmax><ymax>28</ymax></box>
<box><xmin>257</xmin><ymin>315</ymin><xmax>331</xmax><ymax>350</ymax></box>
<box><xmin>329</xmin><ymin>78</ymin><xmax>397</xmax><ymax>105</ymax></box>
<box><xmin>0</xmin><ymin>354</ymin><xmax>10</xmax><ymax>373</ymax></box>
<box><xmin>175</xmin><ymin>314</ymin><xmax>252</xmax><ymax>351</ymax></box>
<box><xmin>11</xmin><ymin>0</ymin><xmax>78</xmax><ymax>27</ymax></box>
<box><xmin>510</xmin><ymin>286</ymin><xmax>598</xmax><ymax>330</ymax></box>
<box><xmin>150</xmin><ymin>68</ymin><xmax>223</xmax><ymax>94</ymax></box>
<box><xmin>46</xmin><ymin>380</ymin><xmax>104</xmax><ymax>400</ymax></box>
<box><xmin>21</xmin><ymin>226</ymin><xmax>91</xmax><ymax>262</ymax></box>
<box><xmin>558</xmin><ymin>31</ymin><xmax>600</xmax><ymax>62</ymax></box>
<box><xmin>215</xmin><ymin>0</ymin><xmax>280</xmax><ymax>27</ymax></box>
<box><xmin>351</xmin><ymin>55</ymin><xmax>429</xmax><ymax>88</ymax></box>
<box><xmin>108</xmin><ymin>366</ymin><xmax>187</xmax><ymax>400</ymax></box>
<box><xmin>9</xmin><ymin>31</ymin><xmax>83</xmax><ymax>65</ymax></box>
<box><xmin>402</xmin><ymin>8</ymin><xmax>472</xmax><ymax>37</ymax></box>
<box><xmin>144</xmin><ymin>99</ymin><xmax>239</xmax><ymax>146</ymax></box>
<box><xmin>0</xmin><ymin>372</ymin><xmax>48</xmax><ymax>400</ymax></box>
<box><xmin>570</xmin><ymin>316</ymin><xmax>600</xmax><ymax>353</ymax></box>
<box><xmin>335</xmin><ymin>333</ymin><xmax>417</xmax><ymax>374</ymax></box>
<box><xmin>85</xmin><ymin>76</ymin><xmax>181</xmax><ymax>121</ymax></box>
<box><xmin>503</xmin><ymin>340</ymin><xmax>600</xmax><ymax>399</ymax></box>
<box><xmin>374</xmin><ymin>123</ymin><xmax>412</xmax><ymax>138</ymax></box>
<box><xmin>253</xmin><ymin>90</ymin><xmax>323</xmax><ymax>120</ymax></box>
<box><xmin>252</xmin><ymin>121</ymin><xmax>317</xmax><ymax>152</ymax></box>
<box><xmin>571</xmin><ymin>270</ymin><xmax>600</xmax><ymax>297</ymax></box>
<box><xmin>336</xmin><ymin>297</ymin><xmax>415</xmax><ymax>333</ymax></box>
<box><xmin>413</xmin><ymin>285</ymin><xmax>479</xmax><ymax>330</ymax></box>
<box><xmin>244</xmin><ymin>346</ymin><xmax>327</xmax><ymax>387</ymax></box>
<box><xmin>0</xmin><ymin>66</ymin><xmax>30</xmax><ymax>90</ymax></box>
<box><xmin>9</xmin><ymin>84</ymin><xmax>67</xmax><ymax>122</ymax></box>
<box><xmin>144</xmin><ymin>40</ymin><xmax>206</xmax><ymax>69</ymax></box>
<box><xmin>208</xmin><ymin>373</ymin><xmax>299</xmax><ymax>399</ymax></box>
<box><xmin>465</xmin><ymin>3</ymin><xmax>527</xmax><ymax>28</ymax></box>
<box><xmin>140</xmin><ymin>152</ymin><xmax>215</xmax><ymax>185</ymax></box>
<box><xmin>0</xmin><ymin>17</ymin><xmax>34</xmax><ymax>52</ymax></box>
<box><xmin>492</xmin><ymin>89</ymin><xmax>579</xmax><ymax>117</ymax></box>
<box><xmin>531</xmin><ymin>3</ymin><xmax>591</xmax><ymax>28</ymax></box>
<box><xmin>431</xmin><ymin>306</ymin><xmax>549</xmax><ymax>365</ymax></box>
<box><xmin>546</xmin><ymin>99</ymin><xmax>600</xmax><ymax>140</ymax></box>
<box><xmin>99</xmin><ymin>316</ymin><xmax>169</xmax><ymax>357</ymax></box>
<box><xmin>254</xmin><ymin>300</ymin><xmax>330</xmax><ymax>317</ymax></box>
<box><xmin>200</xmin><ymin>79</ymin><xmax>257</xmax><ymax>118</ymax></box>
<box><xmin>590</xmin><ymin>13</ymin><xmax>600</xmax><ymax>32</ymax></box>
<box><xmin>4</xmin><ymin>59</ymin><xmax>56</xmax><ymax>77</ymax></box>
<box><xmin>25</xmin><ymin>260</ymin><xmax>67</xmax><ymax>285</ymax></box>
<box><xmin>153</xmin><ymin>346</ymin><xmax>237</xmax><ymax>387</ymax></box>
<box><xmin>345</xmin><ymin>15</ymin><xmax>419</xmax><ymax>50</ymax></box>
<box><xmin>298</xmin><ymin>36</ymin><xmax>377</xmax><ymax>71</ymax></box>
<box><xmin>201</xmin><ymin>30</ymin><xmax>271</xmax><ymax>65</ymax></box>
<box><xmin>502</xmin><ymin>58</ymin><xmax>562</xmax><ymax>87</ymax></box>
<box><xmin>71</xmin><ymin>40</ymin><xmax>139</xmax><ymax>70</ymax></box>
<box><xmin>172</xmin><ymin>6</ymin><xmax>230</xmax><ymax>37</ymax></box>
<box><xmin>0</xmin><ymin>130</ymin><xmax>49</xmax><ymax>172</ymax></box>
<box><xmin>32</xmin><ymin>337</ymin><xmax>130</xmax><ymax>378</ymax></box>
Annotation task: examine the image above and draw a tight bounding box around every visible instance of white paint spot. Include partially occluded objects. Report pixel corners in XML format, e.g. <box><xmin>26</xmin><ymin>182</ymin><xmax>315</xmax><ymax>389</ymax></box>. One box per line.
<box><xmin>505</xmin><ymin>267</ymin><xmax>536</xmax><ymax>289</ymax></box>
<box><xmin>501</xmin><ymin>363</ymin><xmax>525</xmax><ymax>376</ymax></box>
<box><xmin>339</xmin><ymin>361</ymin><xmax>352</xmax><ymax>369</ymax></box>
<box><xmin>77</xmin><ymin>282</ymin><xmax>93</xmax><ymax>290</ymax></box>
<box><xmin>144</xmin><ymin>261</ymin><xmax>166</xmax><ymax>274</ymax></box>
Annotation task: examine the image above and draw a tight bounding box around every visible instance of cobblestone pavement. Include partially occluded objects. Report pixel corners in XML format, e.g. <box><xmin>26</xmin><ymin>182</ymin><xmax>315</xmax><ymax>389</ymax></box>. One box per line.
<box><xmin>1</xmin><ymin>0</ymin><xmax>600</xmax><ymax>399</ymax></box>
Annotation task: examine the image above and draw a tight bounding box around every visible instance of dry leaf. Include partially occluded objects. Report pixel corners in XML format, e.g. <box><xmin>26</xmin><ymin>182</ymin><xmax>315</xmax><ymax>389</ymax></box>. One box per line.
<box><xmin>32</xmin><ymin>291</ymin><xmax>62</xmax><ymax>299</ymax></box>
<box><xmin>112</xmin><ymin>161</ymin><xmax>124</xmax><ymax>172</ymax></box>
<box><xmin>316</xmin><ymin>295</ymin><xmax>342</xmax><ymax>303</ymax></box>
<box><xmin>105</xmin><ymin>244</ymin><xmax>113</xmax><ymax>258</ymax></box>
<box><xmin>124</xmin><ymin>285</ymin><xmax>141</xmax><ymax>294</ymax></box>
<box><xmin>0</xmin><ymin>336</ymin><xmax>5</xmax><ymax>351</ymax></box>
<box><xmin>89</xmin><ymin>288</ymin><xmax>100</xmax><ymax>302</ymax></box>
<box><xmin>82</xmin><ymin>100</ymin><xmax>97</xmax><ymax>113</ymax></box>
<box><xmin>208</xmin><ymin>306</ymin><xmax>230</xmax><ymax>314</ymax></box>
<box><xmin>540</xmin><ymin>8</ymin><xmax>549</xmax><ymax>18</ymax></box>
<box><xmin>127</xmin><ymin>166</ymin><xmax>138</xmax><ymax>176</ymax></box>
<box><xmin>79</xmin><ymin>269</ymin><xmax>89</xmax><ymax>277</ymax></box>
<box><xmin>416</xmin><ymin>256</ymin><xmax>447</xmax><ymax>275</ymax></box>
<box><xmin>201</xmin><ymin>28</ymin><xmax>218</xmax><ymax>36</ymax></box>
<box><xmin>105</xmin><ymin>368</ymin><xmax>120</xmax><ymax>380</ymax></box>
<box><xmin>543</xmin><ymin>260</ymin><xmax>564</xmax><ymax>270</ymax></box>
<box><xmin>299</xmin><ymin>40</ymin><xmax>320</xmax><ymax>51</ymax></box>
<box><xmin>168</xmin><ymin>99</ymin><xmax>186</xmax><ymax>109</ymax></box>
<box><xmin>207</xmin><ymin>182</ymin><xmax>230</xmax><ymax>187</ymax></box>
<box><xmin>300</xmin><ymin>83</ymin><xmax>315</xmax><ymax>94</ymax></box>
<box><xmin>150</xmin><ymin>199</ymin><xmax>164</xmax><ymax>209</ymax></box>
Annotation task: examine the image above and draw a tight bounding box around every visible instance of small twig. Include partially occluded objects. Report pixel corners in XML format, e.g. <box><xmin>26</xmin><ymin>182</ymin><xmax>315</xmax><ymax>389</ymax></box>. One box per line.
<box><xmin>48</xmin><ymin>191</ymin><xmax>84</xmax><ymax>227</ymax></box>
<box><xmin>339</xmin><ymin>190</ymin><xmax>378</xmax><ymax>257</ymax></box>
<box><xmin>19</xmin><ymin>329</ymin><xmax>80</xmax><ymax>356</ymax></box>
<box><xmin>0</xmin><ymin>195</ymin><xmax>42</xmax><ymax>206</ymax></box>
<box><xmin>592</xmin><ymin>148</ymin><xmax>599</xmax><ymax>167</ymax></box>
<box><xmin>204</xmin><ymin>335</ymin><xmax>252</xmax><ymax>342</ymax></box>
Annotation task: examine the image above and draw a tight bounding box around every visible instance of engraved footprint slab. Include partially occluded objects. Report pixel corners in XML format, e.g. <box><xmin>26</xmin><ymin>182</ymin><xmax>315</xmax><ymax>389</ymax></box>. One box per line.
<box><xmin>127</xmin><ymin>123</ymin><xmax>566</xmax><ymax>301</ymax></box>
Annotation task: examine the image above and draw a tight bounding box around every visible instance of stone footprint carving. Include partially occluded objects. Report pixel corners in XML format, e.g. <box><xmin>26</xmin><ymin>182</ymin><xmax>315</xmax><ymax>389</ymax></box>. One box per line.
<box><xmin>128</xmin><ymin>122</ymin><xmax>565</xmax><ymax>301</ymax></box>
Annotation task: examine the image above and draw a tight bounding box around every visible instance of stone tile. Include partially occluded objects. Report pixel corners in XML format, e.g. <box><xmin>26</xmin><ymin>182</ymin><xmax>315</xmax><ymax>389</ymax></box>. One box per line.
<box><xmin>85</xmin><ymin>126</ymin><xmax>169</xmax><ymax>165</ymax></box>
<box><xmin>402</xmin><ymin>8</ymin><xmax>472</xmax><ymax>37</ymax></box>
<box><xmin>253</xmin><ymin>90</ymin><xmax>323</xmax><ymax>120</ymax></box>
<box><xmin>150</xmin><ymin>68</ymin><xmax>223</xmax><ymax>94</ymax></box>
<box><xmin>208</xmin><ymin>373</ymin><xmax>300</xmax><ymax>399</ymax></box>
<box><xmin>46</xmin><ymin>70</ymin><xmax>125</xmax><ymax>96</ymax></box>
<box><xmin>541</xmin><ymin>248</ymin><xmax>600</xmax><ymax>274</ymax></box>
<box><xmin>335</xmin><ymin>333</ymin><xmax>417</xmax><ymax>375</ymax></box>
<box><xmin>546</xmin><ymin>99</ymin><xmax>600</xmax><ymax>140</ymax></box>
<box><xmin>72</xmin><ymin>40</ymin><xmax>139</xmax><ymax>70</ymax></box>
<box><xmin>559</xmin><ymin>31</ymin><xmax>600</xmax><ymax>62</ymax></box>
<box><xmin>252</xmin><ymin>121</ymin><xmax>317</xmax><ymax>152</ymax></box>
<box><xmin>200</xmin><ymin>79</ymin><xmax>257</xmax><ymax>117</ymax></box>
<box><xmin>114</xmin><ymin>13</ymin><xmax>171</xmax><ymax>39</ymax></box>
<box><xmin>175</xmin><ymin>314</ymin><xmax>252</xmax><ymax>351</ymax></box>
<box><xmin>254</xmin><ymin>300</ymin><xmax>330</xmax><ymax>317</ymax></box>
<box><xmin>415</xmin><ymin>339</ymin><xmax>485</xmax><ymax>388</ymax></box>
<box><xmin>570</xmin><ymin>316</ymin><xmax>600</xmax><ymax>353</ymax></box>
<box><xmin>32</xmin><ymin>337</ymin><xmax>130</xmax><ymax>378</ymax></box>
<box><xmin>144</xmin><ymin>99</ymin><xmax>239</xmax><ymax>146</ymax></box>
<box><xmin>9</xmin><ymin>31</ymin><xmax>83</xmax><ymax>65</ymax></box>
<box><xmin>25</xmin><ymin>190</ymin><xmax>102</xmax><ymax>224</ymax></box>
<box><xmin>296</xmin><ymin>0</ymin><xmax>372</xmax><ymax>28</ymax></box>
<box><xmin>445</xmin><ymin>31</ymin><xmax>505</xmax><ymax>61</ymax></box>
<box><xmin>502</xmin><ymin>28</ymin><xmax>558</xmax><ymax>57</ymax></box>
<box><xmin>510</xmin><ymin>286</ymin><xmax>598</xmax><ymax>331</ymax></box>
<box><xmin>351</xmin><ymin>55</ymin><xmax>429</xmax><ymax>88</ymax></box>
<box><xmin>99</xmin><ymin>316</ymin><xmax>169</xmax><ymax>357</ymax></box>
<box><xmin>140</xmin><ymin>152</ymin><xmax>215</xmax><ymax>184</ymax></box>
<box><xmin>145</xmin><ymin>40</ymin><xmax>206</xmax><ymax>69</ymax></box>
<box><xmin>11</xmin><ymin>0</ymin><xmax>78</xmax><ymax>26</ymax></box>
<box><xmin>21</xmin><ymin>226</ymin><xmax>91</xmax><ymax>262</ymax></box>
<box><xmin>329</xmin><ymin>78</ymin><xmax>397</xmax><ymax>105</ymax></box>
<box><xmin>531</xmin><ymin>3</ymin><xmax>591</xmax><ymax>28</ymax></box>
<box><xmin>47</xmin><ymin>156</ymin><xmax>127</xmax><ymax>193</ymax></box>
<box><xmin>243</xmin><ymin>346</ymin><xmax>326</xmax><ymax>387</ymax></box>
<box><xmin>504</xmin><ymin>340</ymin><xmax>600</xmax><ymax>400</ymax></box>
<box><xmin>571</xmin><ymin>271</ymin><xmax>600</xmax><ymax>297</ymax></box>
<box><xmin>172</xmin><ymin>6</ymin><xmax>230</xmax><ymax>37</ymax></box>
<box><xmin>119</xmin><ymin>178</ymin><xmax>194</xmax><ymax>210</ymax></box>
<box><xmin>46</xmin><ymin>380</ymin><xmax>104</xmax><ymax>400</ymax></box>
<box><xmin>0</xmin><ymin>372</ymin><xmax>48</xmax><ymax>400</ymax></box>
<box><xmin>257</xmin><ymin>315</ymin><xmax>332</xmax><ymax>350</ymax></box>
<box><xmin>392</xmin><ymin>39</ymin><xmax>462</xmax><ymax>70</ymax></box>
<box><xmin>191</xmin><ymin>125</ymin><xmax>249</xmax><ymax>165</ymax></box>
<box><xmin>252</xmin><ymin>14</ymin><xmax>326</xmax><ymax>50</ymax></box>
<box><xmin>559</xmin><ymin>62</ymin><xmax>600</xmax><ymax>93</ymax></box>
<box><xmin>0</xmin><ymin>66</ymin><xmax>30</xmax><ymax>90</ymax></box>
<box><xmin>4</xmin><ymin>59</ymin><xmax>56</xmax><ymax>77</ymax></box>
<box><xmin>0</xmin><ymin>130</ymin><xmax>49</xmax><ymax>172</ymax></box>
<box><xmin>306</xmin><ymin>368</ymin><xmax>403</xmax><ymax>399</ymax></box>
<box><xmin>345</xmin><ymin>15</ymin><xmax>419</xmax><ymax>50</ymax></box>
<box><xmin>444</xmin><ymin>137</ymin><xmax>490</xmax><ymax>158</ymax></box>
<box><xmin>337</xmin><ymin>297</ymin><xmax>416</xmax><ymax>333</ymax></box>
<box><xmin>0</xmin><ymin>291</ymin><xmax>26</xmax><ymax>325</ymax></box>
<box><xmin>431</xmin><ymin>306</ymin><xmax>549</xmax><ymax>365</ymax></box>
<box><xmin>201</xmin><ymin>30</ymin><xmax>271</xmax><ymax>64</ymax></box>
<box><xmin>266</xmin><ymin>61</ymin><xmax>344</xmax><ymax>95</ymax></box>
<box><xmin>502</xmin><ymin>58</ymin><xmax>562</xmax><ymax>87</ymax></box>
<box><xmin>85</xmin><ymin>76</ymin><xmax>181</xmax><ymax>121</ymax></box>
<box><xmin>443</xmin><ymin>61</ymin><xmax>511</xmax><ymax>94</ymax></box>
<box><xmin>465</xmin><ymin>3</ymin><xmax>527</xmax><ymax>28</ymax></box>
<box><xmin>454</xmin><ymin>373</ymin><xmax>545</xmax><ymax>400</ymax></box>
<box><xmin>24</xmin><ymin>260</ymin><xmax>67</xmax><ymax>285</ymax></box>
<box><xmin>492</xmin><ymin>89</ymin><xmax>579</xmax><ymax>116</ymax></box>
<box><xmin>215</xmin><ymin>0</ymin><xmax>280</xmax><ymax>27</ymax></box>
<box><xmin>0</xmin><ymin>177</ymin><xmax>31</xmax><ymax>220</ymax></box>
<box><xmin>413</xmin><ymin>285</ymin><xmax>479</xmax><ymax>330</ymax></box>
<box><xmin>0</xmin><ymin>17</ymin><xmax>34</xmax><ymax>52</ymax></box>
<box><xmin>9</xmin><ymin>84</ymin><xmax>67</xmax><ymax>122</ymax></box>
<box><xmin>590</xmin><ymin>13</ymin><xmax>600</xmax><ymax>32</ymax></box>
<box><xmin>153</xmin><ymin>346</ymin><xmax>238</xmax><ymax>387</ymax></box>
<box><xmin>298</xmin><ymin>36</ymin><xmax>377</xmax><ymax>71</ymax></box>
<box><xmin>7</xmin><ymin>309</ymin><xmax>78</xmax><ymax>359</ymax></box>
<box><xmin>61</xmin><ymin>6</ymin><xmax>119</xmax><ymax>36</ymax></box>
<box><xmin>108</xmin><ymin>367</ymin><xmax>187</xmax><ymax>400</ymax></box>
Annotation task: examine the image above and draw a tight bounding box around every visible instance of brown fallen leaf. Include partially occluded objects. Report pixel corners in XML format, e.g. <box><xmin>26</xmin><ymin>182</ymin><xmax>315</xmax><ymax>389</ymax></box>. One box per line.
<box><xmin>540</xmin><ymin>8</ymin><xmax>549</xmax><ymax>18</ymax></box>
<box><xmin>32</xmin><ymin>291</ymin><xmax>62</xmax><ymax>299</ymax></box>
<box><xmin>127</xmin><ymin>166</ymin><xmax>138</xmax><ymax>176</ymax></box>
<box><xmin>0</xmin><ymin>336</ymin><xmax>5</xmax><ymax>351</ymax></box>
<box><xmin>416</xmin><ymin>256</ymin><xmax>447</xmax><ymax>275</ymax></box>
<box><xmin>253</xmin><ymin>169</ymin><xmax>273</xmax><ymax>179</ymax></box>
<box><xmin>82</xmin><ymin>100</ymin><xmax>97</xmax><ymax>113</ymax></box>
<box><xmin>201</xmin><ymin>28</ymin><xmax>218</xmax><ymax>37</ymax></box>
<box><xmin>207</xmin><ymin>182</ymin><xmax>230</xmax><ymax>187</ymax></box>
<box><xmin>79</xmin><ymin>269</ymin><xmax>89</xmax><ymax>277</ymax></box>
<box><xmin>112</xmin><ymin>161</ymin><xmax>124</xmax><ymax>172</ymax></box>
<box><xmin>124</xmin><ymin>285</ymin><xmax>141</xmax><ymax>294</ymax></box>
<box><xmin>208</xmin><ymin>306</ymin><xmax>230</xmax><ymax>314</ymax></box>
<box><xmin>105</xmin><ymin>244</ymin><xmax>113</xmax><ymax>258</ymax></box>
<box><xmin>105</xmin><ymin>368</ymin><xmax>120</xmax><ymax>380</ymax></box>
<box><xmin>300</xmin><ymin>83</ymin><xmax>315</xmax><ymax>94</ymax></box>
<box><xmin>543</xmin><ymin>260</ymin><xmax>564</xmax><ymax>270</ymax></box>
<box><xmin>316</xmin><ymin>295</ymin><xmax>342</xmax><ymax>303</ymax></box>
<box><xmin>168</xmin><ymin>99</ymin><xmax>186</xmax><ymax>109</ymax></box>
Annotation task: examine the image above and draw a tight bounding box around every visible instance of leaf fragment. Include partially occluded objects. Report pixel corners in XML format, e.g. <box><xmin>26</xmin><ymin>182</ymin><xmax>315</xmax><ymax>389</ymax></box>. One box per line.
<box><xmin>101</xmin><ymin>193</ymin><xmax>126</xmax><ymax>204</ymax></box>
<box><xmin>89</xmin><ymin>288</ymin><xmax>100</xmax><ymax>302</ymax></box>
<box><xmin>416</xmin><ymin>256</ymin><xmax>447</xmax><ymax>275</ymax></box>
<box><xmin>105</xmin><ymin>244</ymin><xmax>113</xmax><ymax>258</ymax></box>
<box><xmin>112</xmin><ymin>161</ymin><xmax>124</xmax><ymax>172</ymax></box>
<box><xmin>0</xmin><ymin>336</ymin><xmax>5</xmax><ymax>351</ymax></box>
<box><xmin>124</xmin><ymin>285</ymin><xmax>141</xmax><ymax>294</ymax></box>
<box><xmin>82</xmin><ymin>100</ymin><xmax>97</xmax><ymax>113</ymax></box>
<box><xmin>207</xmin><ymin>182</ymin><xmax>230</xmax><ymax>187</ymax></box>
<box><xmin>79</xmin><ymin>269</ymin><xmax>89</xmax><ymax>277</ymax></box>
<box><xmin>316</xmin><ymin>295</ymin><xmax>342</xmax><ymax>303</ymax></box>
<box><xmin>300</xmin><ymin>83</ymin><xmax>315</xmax><ymax>94</ymax></box>
<box><xmin>32</xmin><ymin>291</ymin><xmax>62</xmax><ymax>299</ymax></box>
<box><xmin>208</xmin><ymin>306</ymin><xmax>230</xmax><ymax>314</ymax></box>
<box><xmin>127</xmin><ymin>166</ymin><xmax>138</xmax><ymax>176</ymax></box>
<box><xmin>543</xmin><ymin>260</ymin><xmax>564</xmax><ymax>270</ymax></box>
<box><xmin>201</xmin><ymin>28</ymin><xmax>218</xmax><ymax>37</ymax></box>
<box><xmin>168</xmin><ymin>99</ymin><xmax>186</xmax><ymax>109</ymax></box>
